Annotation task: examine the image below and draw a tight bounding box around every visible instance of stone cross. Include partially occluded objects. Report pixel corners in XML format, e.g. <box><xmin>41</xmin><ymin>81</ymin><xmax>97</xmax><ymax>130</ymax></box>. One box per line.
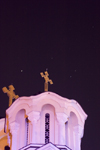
<box><xmin>40</xmin><ymin>71</ymin><xmax>53</xmax><ymax>91</ymax></box>
<box><xmin>2</xmin><ymin>85</ymin><xmax>19</xmax><ymax>107</ymax></box>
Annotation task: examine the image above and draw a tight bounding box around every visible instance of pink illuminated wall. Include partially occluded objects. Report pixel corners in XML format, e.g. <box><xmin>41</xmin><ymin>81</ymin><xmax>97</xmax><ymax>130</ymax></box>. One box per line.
<box><xmin>5</xmin><ymin>92</ymin><xmax>87</xmax><ymax>150</ymax></box>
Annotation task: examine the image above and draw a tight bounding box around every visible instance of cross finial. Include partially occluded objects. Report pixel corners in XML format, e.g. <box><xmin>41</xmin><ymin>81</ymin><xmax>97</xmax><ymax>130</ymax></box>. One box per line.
<box><xmin>40</xmin><ymin>71</ymin><xmax>53</xmax><ymax>91</ymax></box>
<box><xmin>2</xmin><ymin>85</ymin><xmax>19</xmax><ymax>107</ymax></box>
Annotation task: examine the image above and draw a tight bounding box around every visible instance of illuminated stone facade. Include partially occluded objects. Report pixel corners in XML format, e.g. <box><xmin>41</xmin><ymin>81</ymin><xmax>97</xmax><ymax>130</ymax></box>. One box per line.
<box><xmin>0</xmin><ymin>92</ymin><xmax>87</xmax><ymax>150</ymax></box>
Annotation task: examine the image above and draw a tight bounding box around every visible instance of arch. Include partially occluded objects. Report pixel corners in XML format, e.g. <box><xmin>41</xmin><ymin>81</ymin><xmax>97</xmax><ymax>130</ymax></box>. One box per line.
<box><xmin>37</xmin><ymin>98</ymin><xmax>61</xmax><ymax>113</ymax></box>
<box><xmin>15</xmin><ymin>109</ymin><xmax>27</xmax><ymax>149</ymax></box>
<box><xmin>67</xmin><ymin>106</ymin><xmax>83</xmax><ymax>126</ymax></box>
<box><xmin>65</xmin><ymin>111</ymin><xmax>79</xmax><ymax>150</ymax></box>
<box><xmin>68</xmin><ymin>112</ymin><xmax>78</xmax><ymax>127</ymax></box>
<box><xmin>40</xmin><ymin>104</ymin><xmax>55</xmax><ymax>144</ymax></box>
<box><xmin>6</xmin><ymin>92</ymin><xmax>87</xmax><ymax>127</ymax></box>
<box><xmin>41</xmin><ymin>103</ymin><xmax>55</xmax><ymax>112</ymax></box>
<box><xmin>7</xmin><ymin>103</ymin><xmax>29</xmax><ymax>123</ymax></box>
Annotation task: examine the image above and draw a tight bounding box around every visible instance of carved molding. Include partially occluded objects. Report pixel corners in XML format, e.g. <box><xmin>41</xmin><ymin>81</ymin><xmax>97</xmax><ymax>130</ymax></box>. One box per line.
<box><xmin>28</xmin><ymin>111</ymin><xmax>40</xmax><ymax>123</ymax></box>
<box><xmin>10</xmin><ymin>122</ymin><xmax>19</xmax><ymax>134</ymax></box>
<box><xmin>56</xmin><ymin>113</ymin><xmax>68</xmax><ymax>124</ymax></box>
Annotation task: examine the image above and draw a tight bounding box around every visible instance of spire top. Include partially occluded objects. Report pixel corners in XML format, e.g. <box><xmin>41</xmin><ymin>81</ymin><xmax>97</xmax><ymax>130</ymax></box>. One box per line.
<box><xmin>40</xmin><ymin>71</ymin><xmax>53</xmax><ymax>91</ymax></box>
<box><xmin>2</xmin><ymin>85</ymin><xmax>19</xmax><ymax>107</ymax></box>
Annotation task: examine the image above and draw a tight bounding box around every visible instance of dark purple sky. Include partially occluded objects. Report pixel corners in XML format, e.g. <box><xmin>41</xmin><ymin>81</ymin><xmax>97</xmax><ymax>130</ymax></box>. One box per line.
<box><xmin>0</xmin><ymin>1</ymin><xmax>100</xmax><ymax>149</ymax></box>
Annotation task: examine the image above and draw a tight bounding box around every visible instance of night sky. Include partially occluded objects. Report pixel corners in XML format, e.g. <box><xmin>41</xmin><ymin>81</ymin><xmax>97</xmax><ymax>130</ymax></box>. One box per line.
<box><xmin>0</xmin><ymin>1</ymin><xmax>100</xmax><ymax>149</ymax></box>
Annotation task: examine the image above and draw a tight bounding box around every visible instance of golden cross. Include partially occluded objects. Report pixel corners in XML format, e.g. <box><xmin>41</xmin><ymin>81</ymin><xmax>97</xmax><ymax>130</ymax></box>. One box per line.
<box><xmin>40</xmin><ymin>71</ymin><xmax>53</xmax><ymax>91</ymax></box>
<box><xmin>2</xmin><ymin>85</ymin><xmax>19</xmax><ymax>107</ymax></box>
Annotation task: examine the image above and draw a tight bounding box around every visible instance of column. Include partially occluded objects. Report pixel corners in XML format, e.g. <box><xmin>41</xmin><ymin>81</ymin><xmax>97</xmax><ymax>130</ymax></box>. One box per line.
<box><xmin>10</xmin><ymin>122</ymin><xmax>19</xmax><ymax>150</ymax></box>
<box><xmin>28</xmin><ymin>111</ymin><xmax>40</xmax><ymax>143</ymax></box>
<box><xmin>56</xmin><ymin>113</ymin><xmax>68</xmax><ymax>145</ymax></box>
<box><xmin>73</xmin><ymin>125</ymin><xmax>83</xmax><ymax>150</ymax></box>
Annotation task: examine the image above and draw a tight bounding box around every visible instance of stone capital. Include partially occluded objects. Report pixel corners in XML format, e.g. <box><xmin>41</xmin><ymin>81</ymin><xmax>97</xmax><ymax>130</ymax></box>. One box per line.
<box><xmin>56</xmin><ymin>113</ymin><xmax>68</xmax><ymax>124</ymax></box>
<box><xmin>10</xmin><ymin>122</ymin><xmax>19</xmax><ymax>134</ymax></box>
<box><xmin>28</xmin><ymin>111</ymin><xmax>40</xmax><ymax>123</ymax></box>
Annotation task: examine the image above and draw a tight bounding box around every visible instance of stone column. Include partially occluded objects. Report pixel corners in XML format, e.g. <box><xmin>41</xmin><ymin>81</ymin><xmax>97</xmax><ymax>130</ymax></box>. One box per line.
<box><xmin>56</xmin><ymin>113</ymin><xmax>68</xmax><ymax>145</ymax></box>
<box><xmin>10</xmin><ymin>122</ymin><xmax>19</xmax><ymax>150</ymax></box>
<box><xmin>28</xmin><ymin>111</ymin><xmax>40</xmax><ymax>143</ymax></box>
<box><xmin>73</xmin><ymin>125</ymin><xmax>83</xmax><ymax>150</ymax></box>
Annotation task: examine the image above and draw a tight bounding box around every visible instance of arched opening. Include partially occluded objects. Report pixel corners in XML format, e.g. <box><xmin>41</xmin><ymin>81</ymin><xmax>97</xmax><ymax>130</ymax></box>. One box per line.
<box><xmin>15</xmin><ymin>109</ymin><xmax>27</xmax><ymax>149</ymax></box>
<box><xmin>40</xmin><ymin>104</ymin><xmax>55</xmax><ymax>144</ymax></box>
<box><xmin>45</xmin><ymin>113</ymin><xmax>50</xmax><ymax>144</ymax></box>
<box><xmin>65</xmin><ymin>111</ymin><xmax>78</xmax><ymax>150</ymax></box>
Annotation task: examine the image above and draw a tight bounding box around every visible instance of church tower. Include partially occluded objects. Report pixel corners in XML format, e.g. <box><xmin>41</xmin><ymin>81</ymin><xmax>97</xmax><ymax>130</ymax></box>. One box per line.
<box><xmin>5</xmin><ymin>93</ymin><xmax>87</xmax><ymax>150</ymax></box>
<box><xmin>1</xmin><ymin>72</ymin><xmax>87</xmax><ymax>150</ymax></box>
